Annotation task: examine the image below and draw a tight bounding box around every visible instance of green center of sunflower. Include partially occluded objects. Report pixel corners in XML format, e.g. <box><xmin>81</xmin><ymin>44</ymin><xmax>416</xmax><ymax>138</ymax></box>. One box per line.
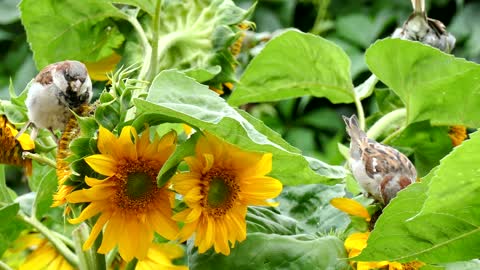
<box><xmin>207</xmin><ymin>177</ymin><xmax>231</xmax><ymax>207</ymax></box>
<box><xmin>126</xmin><ymin>172</ymin><xmax>155</xmax><ymax>199</ymax></box>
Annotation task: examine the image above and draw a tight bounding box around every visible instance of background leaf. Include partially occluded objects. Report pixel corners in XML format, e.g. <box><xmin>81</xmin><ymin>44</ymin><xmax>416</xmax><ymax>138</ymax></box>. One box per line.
<box><xmin>188</xmin><ymin>234</ymin><xmax>348</xmax><ymax>270</ymax></box>
<box><xmin>366</xmin><ymin>38</ymin><xmax>480</xmax><ymax>127</ymax></box>
<box><xmin>228</xmin><ymin>30</ymin><xmax>354</xmax><ymax>106</ymax></box>
<box><xmin>135</xmin><ymin>70</ymin><xmax>346</xmax><ymax>185</ymax></box>
<box><xmin>20</xmin><ymin>0</ymin><xmax>126</xmax><ymax>68</ymax></box>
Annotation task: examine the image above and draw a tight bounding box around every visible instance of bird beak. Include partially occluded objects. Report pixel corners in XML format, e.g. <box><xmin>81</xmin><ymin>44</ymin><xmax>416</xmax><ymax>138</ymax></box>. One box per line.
<box><xmin>70</xmin><ymin>80</ymin><xmax>82</xmax><ymax>91</ymax></box>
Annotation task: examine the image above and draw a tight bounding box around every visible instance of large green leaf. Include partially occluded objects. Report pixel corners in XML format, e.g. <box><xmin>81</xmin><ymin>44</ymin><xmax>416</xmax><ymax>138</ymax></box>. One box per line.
<box><xmin>358</xmin><ymin>131</ymin><xmax>480</xmax><ymax>263</ymax></box>
<box><xmin>355</xmin><ymin>180</ymin><xmax>430</xmax><ymax>262</ymax></box>
<box><xmin>276</xmin><ymin>184</ymin><xmax>349</xmax><ymax>234</ymax></box>
<box><xmin>188</xmin><ymin>234</ymin><xmax>348</xmax><ymax>270</ymax></box>
<box><xmin>390</xmin><ymin>121</ymin><xmax>453</xmax><ymax>177</ymax></box>
<box><xmin>228</xmin><ymin>30</ymin><xmax>354</xmax><ymax>106</ymax></box>
<box><xmin>366</xmin><ymin>38</ymin><xmax>480</xmax><ymax>127</ymax></box>
<box><xmin>135</xmin><ymin>70</ymin><xmax>346</xmax><ymax>185</ymax></box>
<box><xmin>20</xmin><ymin>0</ymin><xmax>126</xmax><ymax>68</ymax></box>
<box><xmin>0</xmin><ymin>203</ymin><xmax>26</xmax><ymax>257</ymax></box>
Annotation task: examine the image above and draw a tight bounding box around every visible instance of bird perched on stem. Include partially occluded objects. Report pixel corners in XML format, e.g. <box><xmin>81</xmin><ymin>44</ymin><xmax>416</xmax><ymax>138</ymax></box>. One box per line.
<box><xmin>343</xmin><ymin>115</ymin><xmax>417</xmax><ymax>205</ymax></box>
<box><xmin>392</xmin><ymin>0</ymin><xmax>456</xmax><ymax>53</ymax></box>
<box><xmin>18</xmin><ymin>60</ymin><xmax>92</xmax><ymax>141</ymax></box>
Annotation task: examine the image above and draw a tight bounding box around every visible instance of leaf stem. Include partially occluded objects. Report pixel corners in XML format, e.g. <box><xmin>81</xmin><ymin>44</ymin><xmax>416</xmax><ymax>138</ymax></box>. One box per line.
<box><xmin>22</xmin><ymin>152</ymin><xmax>56</xmax><ymax>168</ymax></box>
<box><xmin>18</xmin><ymin>212</ymin><xmax>78</xmax><ymax>268</ymax></box>
<box><xmin>366</xmin><ymin>108</ymin><xmax>407</xmax><ymax>140</ymax></box>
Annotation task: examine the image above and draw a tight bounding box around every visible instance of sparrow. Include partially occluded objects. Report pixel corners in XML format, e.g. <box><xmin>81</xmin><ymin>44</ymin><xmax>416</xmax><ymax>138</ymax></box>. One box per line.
<box><xmin>343</xmin><ymin>115</ymin><xmax>417</xmax><ymax>205</ymax></box>
<box><xmin>392</xmin><ymin>0</ymin><xmax>456</xmax><ymax>53</ymax></box>
<box><xmin>20</xmin><ymin>60</ymin><xmax>92</xmax><ymax>140</ymax></box>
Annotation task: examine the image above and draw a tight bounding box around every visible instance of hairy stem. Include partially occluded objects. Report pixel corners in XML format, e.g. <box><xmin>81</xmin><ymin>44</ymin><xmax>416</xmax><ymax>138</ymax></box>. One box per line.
<box><xmin>18</xmin><ymin>212</ymin><xmax>78</xmax><ymax>268</ymax></box>
<box><xmin>148</xmin><ymin>0</ymin><xmax>163</xmax><ymax>82</ymax></box>
<box><xmin>22</xmin><ymin>152</ymin><xmax>56</xmax><ymax>168</ymax></box>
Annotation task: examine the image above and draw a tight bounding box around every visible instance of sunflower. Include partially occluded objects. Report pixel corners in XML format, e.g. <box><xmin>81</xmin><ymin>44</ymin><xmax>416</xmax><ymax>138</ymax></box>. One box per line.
<box><xmin>172</xmin><ymin>132</ymin><xmax>283</xmax><ymax>255</ymax></box>
<box><xmin>66</xmin><ymin>126</ymin><xmax>179</xmax><ymax>261</ymax></box>
<box><xmin>0</xmin><ymin>115</ymin><xmax>34</xmax><ymax>174</ymax></box>
<box><xmin>135</xmin><ymin>243</ymin><xmax>188</xmax><ymax>270</ymax></box>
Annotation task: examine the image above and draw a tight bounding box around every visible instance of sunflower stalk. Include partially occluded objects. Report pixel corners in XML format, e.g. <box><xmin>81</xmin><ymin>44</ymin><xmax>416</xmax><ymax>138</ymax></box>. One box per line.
<box><xmin>18</xmin><ymin>212</ymin><xmax>79</xmax><ymax>268</ymax></box>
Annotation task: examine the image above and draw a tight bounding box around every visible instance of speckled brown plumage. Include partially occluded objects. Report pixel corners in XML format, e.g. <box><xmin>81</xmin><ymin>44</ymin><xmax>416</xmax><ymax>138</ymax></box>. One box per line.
<box><xmin>343</xmin><ymin>115</ymin><xmax>417</xmax><ymax>205</ymax></box>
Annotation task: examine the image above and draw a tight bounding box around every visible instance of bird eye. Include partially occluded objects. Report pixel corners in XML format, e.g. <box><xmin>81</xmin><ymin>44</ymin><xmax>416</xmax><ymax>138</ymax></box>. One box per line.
<box><xmin>64</xmin><ymin>73</ymin><xmax>72</xmax><ymax>81</ymax></box>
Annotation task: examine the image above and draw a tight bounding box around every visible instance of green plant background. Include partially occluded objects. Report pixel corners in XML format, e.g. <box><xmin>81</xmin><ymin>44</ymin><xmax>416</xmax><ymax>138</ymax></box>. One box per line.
<box><xmin>2</xmin><ymin>0</ymin><xmax>480</xmax><ymax>269</ymax></box>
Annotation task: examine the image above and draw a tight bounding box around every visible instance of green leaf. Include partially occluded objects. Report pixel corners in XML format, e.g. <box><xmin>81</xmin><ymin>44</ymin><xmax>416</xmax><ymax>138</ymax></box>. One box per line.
<box><xmin>157</xmin><ymin>133</ymin><xmax>200</xmax><ymax>187</ymax></box>
<box><xmin>355</xmin><ymin>180</ymin><xmax>429</xmax><ymax>262</ymax></box>
<box><xmin>246</xmin><ymin>206</ymin><xmax>302</xmax><ymax>235</ymax></box>
<box><xmin>33</xmin><ymin>167</ymin><xmax>57</xmax><ymax>219</ymax></box>
<box><xmin>375</xmin><ymin>88</ymin><xmax>404</xmax><ymax>114</ymax></box>
<box><xmin>20</xmin><ymin>0</ymin><xmax>126</xmax><ymax>68</ymax></box>
<box><xmin>276</xmin><ymin>184</ymin><xmax>349</xmax><ymax>234</ymax></box>
<box><xmin>188</xmin><ymin>234</ymin><xmax>348</xmax><ymax>270</ymax></box>
<box><xmin>135</xmin><ymin>70</ymin><xmax>346</xmax><ymax>185</ymax></box>
<box><xmin>358</xmin><ymin>131</ymin><xmax>480</xmax><ymax>263</ymax></box>
<box><xmin>390</xmin><ymin>121</ymin><xmax>453</xmax><ymax>176</ymax></box>
<box><xmin>0</xmin><ymin>203</ymin><xmax>26</xmax><ymax>257</ymax></box>
<box><xmin>366</xmin><ymin>39</ymin><xmax>480</xmax><ymax>127</ymax></box>
<box><xmin>184</xmin><ymin>66</ymin><xmax>222</xmax><ymax>83</ymax></box>
<box><xmin>0</xmin><ymin>0</ymin><xmax>20</xmax><ymax>24</ymax></box>
<box><xmin>228</xmin><ymin>30</ymin><xmax>354</xmax><ymax>106</ymax></box>
<box><xmin>0</xmin><ymin>165</ymin><xmax>13</xmax><ymax>203</ymax></box>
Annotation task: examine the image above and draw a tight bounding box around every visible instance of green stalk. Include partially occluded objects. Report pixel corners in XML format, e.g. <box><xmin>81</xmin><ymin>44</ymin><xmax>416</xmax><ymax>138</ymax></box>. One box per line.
<box><xmin>18</xmin><ymin>212</ymin><xmax>79</xmax><ymax>268</ymax></box>
<box><xmin>72</xmin><ymin>223</ymin><xmax>106</xmax><ymax>270</ymax></box>
<box><xmin>353</xmin><ymin>93</ymin><xmax>366</xmax><ymax>130</ymax></box>
<box><xmin>127</xmin><ymin>14</ymin><xmax>152</xmax><ymax>82</ymax></box>
<box><xmin>366</xmin><ymin>108</ymin><xmax>407</xmax><ymax>140</ymax></box>
<box><xmin>148</xmin><ymin>0</ymin><xmax>163</xmax><ymax>82</ymax></box>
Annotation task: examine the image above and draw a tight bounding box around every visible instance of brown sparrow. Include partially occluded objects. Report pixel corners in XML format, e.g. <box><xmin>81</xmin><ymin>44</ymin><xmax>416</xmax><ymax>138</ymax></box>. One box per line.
<box><xmin>343</xmin><ymin>115</ymin><xmax>417</xmax><ymax>205</ymax></box>
<box><xmin>392</xmin><ymin>0</ymin><xmax>456</xmax><ymax>53</ymax></box>
<box><xmin>20</xmin><ymin>60</ymin><xmax>92</xmax><ymax>140</ymax></box>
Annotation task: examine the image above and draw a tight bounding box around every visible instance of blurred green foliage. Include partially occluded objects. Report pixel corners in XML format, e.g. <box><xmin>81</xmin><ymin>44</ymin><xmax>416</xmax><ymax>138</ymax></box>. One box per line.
<box><xmin>0</xmin><ymin>0</ymin><xmax>477</xmax><ymax>183</ymax></box>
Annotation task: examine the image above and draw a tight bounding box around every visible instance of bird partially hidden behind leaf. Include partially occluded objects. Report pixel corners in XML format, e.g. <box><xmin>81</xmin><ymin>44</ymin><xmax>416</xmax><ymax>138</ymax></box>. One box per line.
<box><xmin>392</xmin><ymin>0</ymin><xmax>456</xmax><ymax>53</ymax></box>
<box><xmin>343</xmin><ymin>115</ymin><xmax>417</xmax><ymax>205</ymax></box>
<box><xmin>17</xmin><ymin>60</ymin><xmax>92</xmax><ymax>141</ymax></box>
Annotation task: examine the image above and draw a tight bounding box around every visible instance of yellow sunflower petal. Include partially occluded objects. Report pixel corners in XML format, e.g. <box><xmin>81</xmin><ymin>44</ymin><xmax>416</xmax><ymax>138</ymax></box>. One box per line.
<box><xmin>66</xmin><ymin>185</ymin><xmax>115</xmax><ymax>203</ymax></box>
<box><xmin>84</xmin><ymin>154</ymin><xmax>117</xmax><ymax>176</ymax></box>
<box><xmin>330</xmin><ymin>198</ymin><xmax>371</xmax><ymax>222</ymax></box>
<box><xmin>84</xmin><ymin>53</ymin><xmax>121</xmax><ymax>81</ymax></box>
<box><xmin>344</xmin><ymin>232</ymin><xmax>369</xmax><ymax>252</ymax></box>
<box><xmin>118</xmin><ymin>126</ymin><xmax>138</xmax><ymax>160</ymax></box>
<box><xmin>68</xmin><ymin>202</ymin><xmax>107</xmax><ymax>224</ymax></box>
<box><xmin>83</xmin><ymin>212</ymin><xmax>112</xmax><ymax>250</ymax></box>
<box><xmin>6</xmin><ymin>123</ymin><xmax>35</xmax><ymax>150</ymax></box>
<box><xmin>97</xmin><ymin>126</ymin><xmax>119</xmax><ymax>157</ymax></box>
<box><xmin>98</xmin><ymin>212</ymin><xmax>124</xmax><ymax>254</ymax></box>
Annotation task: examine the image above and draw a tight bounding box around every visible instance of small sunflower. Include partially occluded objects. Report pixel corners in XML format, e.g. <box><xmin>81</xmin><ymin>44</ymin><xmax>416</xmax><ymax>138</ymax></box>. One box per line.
<box><xmin>7</xmin><ymin>233</ymin><xmax>75</xmax><ymax>270</ymax></box>
<box><xmin>0</xmin><ymin>115</ymin><xmax>34</xmax><ymax>174</ymax></box>
<box><xmin>66</xmin><ymin>126</ymin><xmax>179</xmax><ymax>261</ymax></box>
<box><xmin>344</xmin><ymin>232</ymin><xmax>424</xmax><ymax>270</ymax></box>
<box><xmin>172</xmin><ymin>132</ymin><xmax>283</xmax><ymax>255</ymax></box>
<box><xmin>448</xmin><ymin>125</ymin><xmax>467</xmax><ymax>147</ymax></box>
<box><xmin>135</xmin><ymin>243</ymin><xmax>188</xmax><ymax>270</ymax></box>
